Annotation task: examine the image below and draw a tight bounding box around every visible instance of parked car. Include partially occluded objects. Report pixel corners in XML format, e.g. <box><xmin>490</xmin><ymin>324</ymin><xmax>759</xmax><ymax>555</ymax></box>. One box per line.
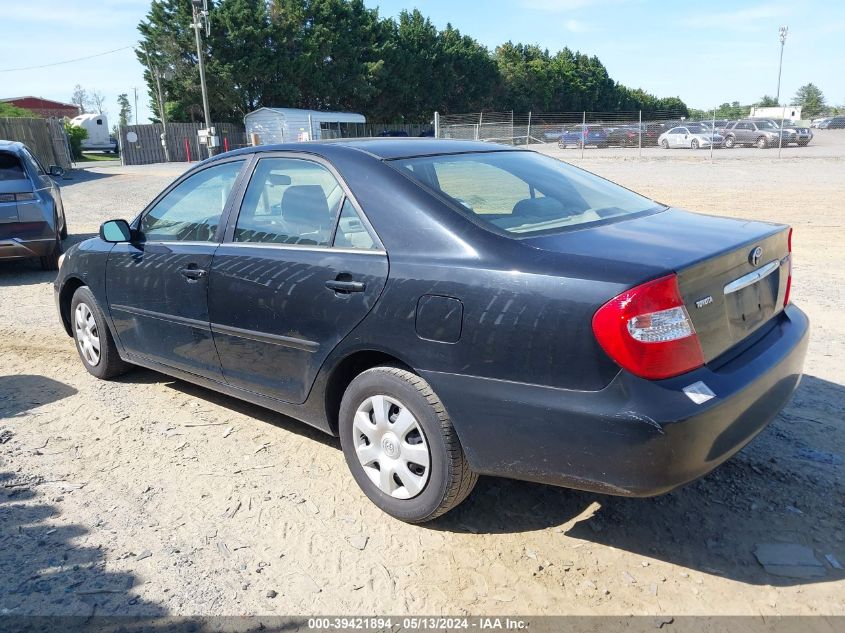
<box><xmin>778</xmin><ymin>121</ymin><xmax>813</xmax><ymax>146</ymax></box>
<box><xmin>658</xmin><ymin>124</ymin><xmax>724</xmax><ymax>149</ymax></box>
<box><xmin>0</xmin><ymin>140</ymin><xmax>67</xmax><ymax>270</ymax></box>
<box><xmin>55</xmin><ymin>139</ymin><xmax>808</xmax><ymax>522</ymax></box>
<box><xmin>695</xmin><ymin>119</ymin><xmax>730</xmax><ymax>131</ymax></box>
<box><xmin>722</xmin><ymin>119</ymin><xmax>794</xmax><ymax>148</ymax></box>
<box><xmin>810</xmin><ymin>118</ymin><xmax>830</xmax><ymax>128</ymax></box>
<box><xmin>827</xmin><ymin>116</ymin><xmax>845</xmax><ymax>129</ymax></box>
<box><xmin>605</xmin><ymin>125</ymin><xmax>641</xmax><ymax>147</ymax></box>
<box><xmin>377</xmin><ymin>129</ymin><xmax>409</xmax><ymax>137</ymax></box>
<box><xmin>558</xmin><ymin>124</ymin><xmax>608</xmax><ymax>148</ymax></box>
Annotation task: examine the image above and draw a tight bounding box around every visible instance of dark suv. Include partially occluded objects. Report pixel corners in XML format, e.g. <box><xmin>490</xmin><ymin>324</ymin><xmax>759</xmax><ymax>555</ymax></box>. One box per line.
<box><xmin>722</xmin><ymin>119</ymin><xmax>794</xmax><ymax>148</ymax></box>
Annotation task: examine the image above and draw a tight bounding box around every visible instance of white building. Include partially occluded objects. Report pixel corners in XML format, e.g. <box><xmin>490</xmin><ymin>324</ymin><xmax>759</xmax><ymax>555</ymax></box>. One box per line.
<box><xmin>749</xmin><ymin>105</ymin><xmax>803</xmax><ymax>121</ymax></box>
<box><xmin>244</xmin><ymin>107</ymin><xmax>366</xmax><ymax>144</ymax></box>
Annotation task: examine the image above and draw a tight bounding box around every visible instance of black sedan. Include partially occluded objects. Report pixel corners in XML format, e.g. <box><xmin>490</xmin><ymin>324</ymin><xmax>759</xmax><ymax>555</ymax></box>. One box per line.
<box><xmin>55</xmin><ymin>140</ymin><xmax>808</xmax><ymax>522</ymax></box>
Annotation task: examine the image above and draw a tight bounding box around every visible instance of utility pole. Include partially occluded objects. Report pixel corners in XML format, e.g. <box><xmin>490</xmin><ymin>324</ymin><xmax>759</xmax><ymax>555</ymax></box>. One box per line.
<box><xmin>144</xmin><ymin>44</ymin><xmax>171</xmax><ymax>162</ymax></box>
<box><xmin>776</xmin><ymin>26</ymin><xmax>788</xmax><ymax>105</ymax></box>
<box><xmin>191</xmin><ymin>0</ymin><xmax>215</xmax><ymax>157</ymax></box>
<box><xmin>133</xmin><ymin>87</ymin><xmax>138</xmax><ymax>125</ymax></box>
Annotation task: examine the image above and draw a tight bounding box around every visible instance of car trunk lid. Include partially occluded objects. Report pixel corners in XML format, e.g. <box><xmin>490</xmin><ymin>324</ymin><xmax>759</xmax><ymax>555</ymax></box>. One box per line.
<box><xmin>524</xmin><ymin>207</ymin><xmax>791</xmax><ymax>363</ymax></box>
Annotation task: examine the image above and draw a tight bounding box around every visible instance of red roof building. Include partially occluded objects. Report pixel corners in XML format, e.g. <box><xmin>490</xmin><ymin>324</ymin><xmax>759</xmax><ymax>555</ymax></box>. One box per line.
<box><xmin>1</xmin><ymin>96</ymin><xmax>81</xmax><ymax>119</ymax></box>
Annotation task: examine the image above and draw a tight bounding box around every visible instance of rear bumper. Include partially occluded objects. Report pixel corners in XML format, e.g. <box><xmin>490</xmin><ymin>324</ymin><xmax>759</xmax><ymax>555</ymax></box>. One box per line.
<box><xmin>0</xmin><ymin>236</ymin><xmax>56</xmax><ymax>260</ymax></box>
<box><xmin>421</xmin><ymin>304</ymin><xmax>809</xmax><ymax>496</ymax></box>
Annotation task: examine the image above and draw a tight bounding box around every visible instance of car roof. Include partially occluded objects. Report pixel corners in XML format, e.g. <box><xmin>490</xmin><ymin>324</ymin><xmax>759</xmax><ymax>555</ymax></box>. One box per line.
<box><xmin>0</xmin><ymin>140</ymin><xmax>25</xmax><ymax>153</ymax></box>
<box><xmin>216</xmin><ymin>138</ymin><xmax>517</xmax><ymax>162</ymax></box>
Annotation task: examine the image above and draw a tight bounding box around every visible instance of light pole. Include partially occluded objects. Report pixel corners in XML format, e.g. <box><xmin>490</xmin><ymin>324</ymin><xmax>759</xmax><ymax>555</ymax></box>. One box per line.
<box><xmin>191</xmin><ymin>0</ymin><xmax>215</xmax><ymax>157</ymax></box>
<box><xmin>776</xmin><ymin>26</ymin><xmax>788</xmax><ymax>105</ymax></box>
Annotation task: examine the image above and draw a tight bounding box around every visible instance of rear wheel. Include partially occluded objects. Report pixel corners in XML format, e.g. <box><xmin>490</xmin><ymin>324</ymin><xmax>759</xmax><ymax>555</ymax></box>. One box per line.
<box><xmin>756</xmin><ymin>136</ymin><xmax>769</xmax><ymax>149</ymax></box>
<box><xmin>70</xmin><ymin>286</ymin><xmax>131</xmax><ymax>380</ymax></box>
<box><xmin>339</xmin><ymin>366</ymin><xmax>477</xmax><ymax>523</ymax></box>
<box><xmin>39</xmin><ymin>234</ymin><xmax>61</xmax><ymax>271</ymax></box>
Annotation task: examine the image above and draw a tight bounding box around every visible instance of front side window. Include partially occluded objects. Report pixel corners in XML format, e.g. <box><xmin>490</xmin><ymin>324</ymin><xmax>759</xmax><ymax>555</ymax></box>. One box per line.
<box><xmin>140</xmin><ymin>160</ymin><xmax>243</xmax><ymax>242</ymax></box>
<box><xmin>393</xmin><ymin>151</ymin><xmax>663</xmax><ymax>236</ymax></box>
<box><xmin>234</xmin><ymin>158</ymin><xmax>344</xmax><ymax>245</ymax></box>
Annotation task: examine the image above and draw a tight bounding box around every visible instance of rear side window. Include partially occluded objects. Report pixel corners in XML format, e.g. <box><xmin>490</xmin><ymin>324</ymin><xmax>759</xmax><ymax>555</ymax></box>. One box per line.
<box><xmin>393</xmin><ymin>151</ymin><xmax>662</xmax><ymax>236</ymax></box>
<box><xmin>234</xmin><ymin>158</ymin><xmax>344</xmax><ymax>245</ymax></box>
<box><xmin>0</xmin><ymin>152</ymin><xmax>27</xmax><ymax>181</ymax></box>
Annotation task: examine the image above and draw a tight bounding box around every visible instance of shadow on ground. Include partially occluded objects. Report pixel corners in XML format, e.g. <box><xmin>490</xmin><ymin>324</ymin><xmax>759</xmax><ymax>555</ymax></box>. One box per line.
<box><xmin>433</xmin><ymin>374</ymin><xmax>845</xmax><ymax>587</ymax></box>
<box><xmin>0</xmin><ymin>376</ymin><xmax>165</xmax><ymax>620</ymax></box>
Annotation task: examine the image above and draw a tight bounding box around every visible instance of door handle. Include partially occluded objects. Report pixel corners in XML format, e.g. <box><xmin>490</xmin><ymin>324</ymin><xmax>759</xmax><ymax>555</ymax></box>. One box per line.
<box><xmin>325</xmin><ymin>279</ymin><xmax>366</xmax><ymax>293</ymax></box>
<box><xmin>180</xmin><ymin>267</ymin><xmax>208</xmax><ymax>280</ymax></box>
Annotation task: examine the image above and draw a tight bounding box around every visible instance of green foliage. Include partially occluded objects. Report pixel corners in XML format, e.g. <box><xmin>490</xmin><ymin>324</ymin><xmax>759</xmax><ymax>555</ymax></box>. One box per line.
<box><xmin>0</xmin><ymin>103</ymin><xmax>39</xmax><ymax>118</ymax></box>
<box><xmin>63</xmin><ymin>120</ymin><xmax>88</xmax><ymax>159</ymax></box>
<box><xmin>137</xmin><ymin>0</ymin><xmax>688</xmax><ymax>122</ymax></box>
<box><xmin>791</xmin><ymin>83</ymin><xmax>826</xmax><ymax>119</ymax></box>
<box><xmin>756</xmin><ymin>95</ymin><xmax>779</xmax><ymax>107</ymax></box>
<box><xmin>117</xmin><ymin>93</ymin><xmax>132</xmax><ymax>127</ymax></box>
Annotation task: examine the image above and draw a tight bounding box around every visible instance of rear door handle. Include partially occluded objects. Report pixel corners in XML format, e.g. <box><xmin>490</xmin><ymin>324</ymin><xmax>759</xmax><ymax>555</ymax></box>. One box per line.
<box><xmin>180</xmin><ymin>267</ymin><xmax>208</xmax><ymax>280</ymax></box>
<box><xmin>325</xmin><ymin>280</ymin><xmax>366</xmax><ymax>293</ymax></box>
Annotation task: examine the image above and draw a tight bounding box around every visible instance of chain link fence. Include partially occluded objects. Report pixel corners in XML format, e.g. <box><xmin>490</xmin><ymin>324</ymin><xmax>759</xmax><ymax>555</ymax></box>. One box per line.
<box><xmin>434</xmin><ymin>110</ymin><xmax>830</xmax><ymax>160</ymax></box>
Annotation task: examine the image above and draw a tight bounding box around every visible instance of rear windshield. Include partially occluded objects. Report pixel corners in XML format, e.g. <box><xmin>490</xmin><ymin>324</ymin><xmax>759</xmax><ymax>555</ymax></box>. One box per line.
<box><xmin>0</xmin><ymin>152</ymin><xmax>27</xmax><ymax>181</ymax></box>
<box><xmin>392</xmin><ymin>151</ymin><xmax>663</xmax><ymax>236</ymax></box>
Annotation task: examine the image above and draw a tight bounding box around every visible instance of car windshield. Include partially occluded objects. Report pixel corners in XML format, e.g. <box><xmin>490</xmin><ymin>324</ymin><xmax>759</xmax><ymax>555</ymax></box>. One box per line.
<box><xmin>392</xmin><ymin>151</ymin><xmax>664</xmax><ymax>236</ymax></box>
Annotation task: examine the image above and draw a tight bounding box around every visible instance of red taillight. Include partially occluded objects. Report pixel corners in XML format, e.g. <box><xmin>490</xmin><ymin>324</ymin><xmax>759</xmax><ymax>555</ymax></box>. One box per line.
<box><xmin>592</xmin><ymin>274</ymin><xmax>704</xmax><ymax>380</ymax></box>
<box><xmin>783</xmin><ymin>227</ymin><xmax>793</xmax><ymax>307</ymax></box>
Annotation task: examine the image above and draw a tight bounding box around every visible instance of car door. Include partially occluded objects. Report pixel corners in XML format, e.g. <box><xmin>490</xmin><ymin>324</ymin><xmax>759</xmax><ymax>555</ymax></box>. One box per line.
<box><xmin>106</xmin><ymin>158</ymin><xmax>247</xmax><ymax>380</ymax></box>
<box><xmin>208</xmin><ymin>154</ymin><xmax>389</xmax><ymax>404</ymax></box>
<box><xmin>736</xmin><ymin>122</ymin><xmax>753</xmax><ymax>144</ymax></box>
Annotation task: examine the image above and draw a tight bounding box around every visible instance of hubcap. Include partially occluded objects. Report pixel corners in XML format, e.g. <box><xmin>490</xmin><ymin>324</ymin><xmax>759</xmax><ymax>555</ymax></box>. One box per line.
<box><xmin>352</xmin><ymin>395</ymin><xmax>430</xmax><ymax>499</ymax></box>
<box><xmin>74</xmin><ymin>302</ymin><xmax>101</xmax><ymax>366</ymax></box>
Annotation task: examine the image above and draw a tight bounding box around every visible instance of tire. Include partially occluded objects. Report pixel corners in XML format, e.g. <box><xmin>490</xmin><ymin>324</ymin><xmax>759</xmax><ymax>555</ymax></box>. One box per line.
<box><xmin>724</xmin><ymin>136</ymin><xmax>735</xmax><ymax>149</ymax></box>
<box><xmin>598</xmin><ymin>143</ymin><xmax>608</xmax><ymax>149</ymax></box>
<box><xmin>339</xmin><ymin>365</ymin><xmax>477</xmax><ymax>523</ymax></box>
<box><xmin>59</xmin><ymin>216</ymin><xmax>68</xmax><ymax>240</ymax></box>
<box><xmin>690</xmin><ymin>139</ymin><xmax>699</xmax><ymax>150</ymax></box>
<box><xmin>40</xmin><ymin>234</ymin><xmax>61</xmax><ymax>271</ymax></box>
<box><xmin>660</xmin><ymin>139</ymin><xmax>669</xmax><ymax>149</ymax></box>
<box><xmin>70</xmin><ymin>286</ymin><xmax>131</xmax><ymax>380</ymax></box>
<box><xmin>756</xmin><ymin>136</ymin><xmax>769</xmax><ymax>149</ymax></box>
<box><xmin>798</xmin><ymin>140</ymin><xmax>809</xmax><ymax>147</ymax></box>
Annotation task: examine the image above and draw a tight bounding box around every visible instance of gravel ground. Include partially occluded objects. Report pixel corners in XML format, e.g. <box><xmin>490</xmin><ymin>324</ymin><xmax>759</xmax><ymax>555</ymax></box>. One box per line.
<box><xmin>1</xmin><ymin>142</ymin><xmax>844</xmax><ymax>618</ymax></box>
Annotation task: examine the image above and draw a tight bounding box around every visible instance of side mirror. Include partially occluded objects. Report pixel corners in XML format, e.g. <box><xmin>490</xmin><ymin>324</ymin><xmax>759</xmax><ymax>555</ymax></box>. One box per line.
<box><xmin>48</xmin><ymin>165</ymin><xmax>64</xmax><ymax>177</ymax></box>
<box><xmin>100</xmin><ymin>219</ymin><xmax>132</xmax><ymax>243</ymax></box>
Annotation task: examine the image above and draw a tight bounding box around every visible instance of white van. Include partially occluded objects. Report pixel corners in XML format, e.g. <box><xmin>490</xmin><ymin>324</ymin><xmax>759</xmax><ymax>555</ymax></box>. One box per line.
<box><xmin>70</xmin><ymin>113</ymin><xmax>118</xmax><ymax>153</ymax></box>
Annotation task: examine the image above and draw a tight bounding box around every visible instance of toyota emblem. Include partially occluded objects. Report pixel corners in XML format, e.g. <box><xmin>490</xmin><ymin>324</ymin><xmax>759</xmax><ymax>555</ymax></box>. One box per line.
<box><xmin>749</xmin><ymin>246</ymin><xmax>763</xmax><ymax>267</ymax></box>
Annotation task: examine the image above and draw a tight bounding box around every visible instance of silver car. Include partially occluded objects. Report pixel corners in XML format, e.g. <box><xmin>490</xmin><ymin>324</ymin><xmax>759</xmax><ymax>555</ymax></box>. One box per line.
<box><xmin>0</xmin><ymin>140</ymin><xmax>67</xmax><ymax>270</ymax></box>
<box><xmin>658</xmin><ymin>124</ymin><xmax>724</xmax><ymax>149</ymax></box>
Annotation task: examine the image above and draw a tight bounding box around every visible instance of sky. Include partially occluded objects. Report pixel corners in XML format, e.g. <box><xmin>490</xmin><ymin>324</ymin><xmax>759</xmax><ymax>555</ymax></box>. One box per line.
<box><xmin>1</xmin><ymin>0</ymin><xmax>843</xmax><ymax>123</ymax></box>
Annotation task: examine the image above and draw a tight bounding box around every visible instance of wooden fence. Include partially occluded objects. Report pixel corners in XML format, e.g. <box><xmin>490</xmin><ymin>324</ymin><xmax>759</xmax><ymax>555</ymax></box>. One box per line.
<box><xmin>119</xmin><ymin>122</ymin><xmax>248</xmax><ymax>165</ymax></box>
<box><xmin>0</xmin><ymin>117</ymin><xmax>72</xmax><ymax>170</ymax></box>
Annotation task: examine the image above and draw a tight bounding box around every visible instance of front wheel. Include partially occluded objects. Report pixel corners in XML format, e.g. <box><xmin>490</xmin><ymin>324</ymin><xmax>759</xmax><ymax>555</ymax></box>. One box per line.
<box><xmin>70</xmin><ymin>286</ymin><xmax>131</xmax><ymax>380</ymax></box>
<box><xmin>339</xmin><ymin>366</ymin><xmax>477</xmax><ymax>523</ymax></box>
<box><xmin>690</xmin><ymin>139</ymin><xmax>699</xmax><ymax>150</ymax></box>
<box><xmin>724</xmin><ymin>136</ymin><xmax>735</xmax><ymax>148</ymax></box>
<box><xmin>756</xmin><ymin>136</ymin><xmax>769</xmax><ymax>149</ymax></box>
<box><xmin>660</xmin><ymin>139</ymin><xmax>669</xmax><ymax>149</ymax></box>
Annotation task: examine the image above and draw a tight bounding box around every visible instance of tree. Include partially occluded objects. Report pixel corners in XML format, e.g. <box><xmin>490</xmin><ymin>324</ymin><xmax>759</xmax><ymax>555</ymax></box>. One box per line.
<box><xmin>63</xmin><ymin>120</ymin><xmax>88</xmax><ymax>159</ymax></box>
<box><xmin>756</xmin><ymin>95</ymin><xmax>779</xmax><ymax>107</ymax></box>
<box><xmin>87</xmin><ymin>90</ymin><xmax>107</xmax><ymax>114</ymax></box>
<box><xmin>792</xmin><ymin>83</ymin><xmax>826</xmax><ymax>118</ymax></box>
<box><xmin>117</xmin><ymin>93</ymin><xmax>132</xmax><ymax>127</ymax></box>
<box><xmin>0</xmin><ymin>103</ymin><xmax>38</xmax><ymax>118</ymax></box>
<box><xmin>71</xmin><ymin>84</ymin><xmax>88</xmax><ymax>114</ymax></box>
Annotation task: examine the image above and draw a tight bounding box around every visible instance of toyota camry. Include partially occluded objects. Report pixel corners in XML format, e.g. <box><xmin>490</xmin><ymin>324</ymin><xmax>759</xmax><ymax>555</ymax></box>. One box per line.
<box><xmin>54</xmin><ymin>140</ymin><xmax>809</xmax><ymax>523</ymax></box>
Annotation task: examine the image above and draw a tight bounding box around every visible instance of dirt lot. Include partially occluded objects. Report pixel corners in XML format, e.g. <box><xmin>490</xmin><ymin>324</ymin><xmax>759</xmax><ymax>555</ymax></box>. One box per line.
<box><xmin>1</xmin><ymin>144</ymin><xmax>844</xmax><ymax>618</ymax></box>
